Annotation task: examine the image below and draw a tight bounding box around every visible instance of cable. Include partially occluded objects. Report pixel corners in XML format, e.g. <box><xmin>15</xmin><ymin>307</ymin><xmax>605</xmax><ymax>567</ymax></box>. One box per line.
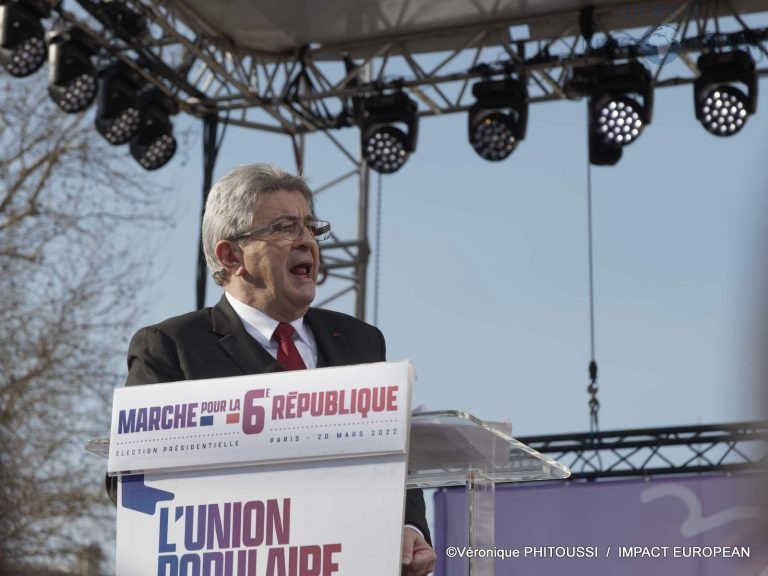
<box><xmin>586</xmin><ymin>137</ymin><xmax>600</xmax><ymax>435</ymax></box>
<box><xmin>585</xmin><ymin>102</ymin><xmax>603</xmax><ymax>473</ymax></box>
<box><xmin>373</xmin><ymin>171</ymin><xmax>383</xmax><ymax>326</ymax></box>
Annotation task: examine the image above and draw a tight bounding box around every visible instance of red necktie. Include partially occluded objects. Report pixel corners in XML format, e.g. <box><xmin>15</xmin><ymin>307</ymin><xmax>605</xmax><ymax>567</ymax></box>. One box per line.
<box><xmin>273</xmin><ymin>322</ymin><xmax>307</xmax><ymax>371</ymax></box>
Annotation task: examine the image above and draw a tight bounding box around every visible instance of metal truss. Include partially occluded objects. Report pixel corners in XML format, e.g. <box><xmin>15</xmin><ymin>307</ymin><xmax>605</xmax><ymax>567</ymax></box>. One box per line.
<box><xmin>518</xmin><ymin>421</ymin><xmax>768</xmax><ymax>480</ymax></box>
<box><xmin>309</xmin><ymin>132</ymin><xmax>372</xmax><ymax>318</ymax></box>
<box><xmin>54</xmin><ymin>0</ymin><xmax>768</xmax><ymax>134</ymax></box>
<box><xmin>46</xmin><ymin>0</ymin><xmax>768</xmax><ymax>317</ymax></box>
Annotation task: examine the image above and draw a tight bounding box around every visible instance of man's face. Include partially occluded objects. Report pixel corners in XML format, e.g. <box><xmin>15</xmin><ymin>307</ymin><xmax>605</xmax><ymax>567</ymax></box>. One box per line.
<box><xmin>234</xmin><ymin>189</ymin><xmax>320</xmax><ymax>321</ymax></box>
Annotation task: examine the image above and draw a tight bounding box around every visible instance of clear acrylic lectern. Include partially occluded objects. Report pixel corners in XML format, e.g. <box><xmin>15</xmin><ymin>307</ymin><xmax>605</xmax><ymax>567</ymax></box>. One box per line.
<box><xmin>406</xmin><ymin>410</ymin><xmax>571</xmax><ymax>576</ymax></box>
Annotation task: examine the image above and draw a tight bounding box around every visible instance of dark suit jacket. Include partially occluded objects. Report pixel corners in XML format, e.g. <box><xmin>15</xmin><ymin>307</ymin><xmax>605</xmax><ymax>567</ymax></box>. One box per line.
<box><xmin>122</xmin><ymin>294</ymin><xmax>430</xmax><ymax>542</ymax></box>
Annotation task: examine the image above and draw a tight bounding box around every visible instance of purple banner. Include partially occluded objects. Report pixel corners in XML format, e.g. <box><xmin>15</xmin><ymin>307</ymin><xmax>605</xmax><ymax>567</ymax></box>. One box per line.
<box><xmin>434</xmin><ymin>473</ymin><xmax>767</xmax><ymax>575</ymax></box>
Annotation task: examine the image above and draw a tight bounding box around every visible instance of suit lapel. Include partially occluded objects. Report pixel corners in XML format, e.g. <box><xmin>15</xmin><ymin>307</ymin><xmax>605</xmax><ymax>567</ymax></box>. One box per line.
<box><xmin>305</xmin><ymin>309</ymin><xmax>351</xmax><ymax>368</ymax></box>
<box><xmin>211</xmin><ymin>295</ymin><xmax>279</xmax><ymax>374</ymax></box>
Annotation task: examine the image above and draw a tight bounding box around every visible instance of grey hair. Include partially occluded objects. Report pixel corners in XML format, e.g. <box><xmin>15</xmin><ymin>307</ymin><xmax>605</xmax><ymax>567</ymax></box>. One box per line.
<box><xmin>202</xmin><ymin>164</ymin><xmax>314</xmax><ymax>286</ymax></box>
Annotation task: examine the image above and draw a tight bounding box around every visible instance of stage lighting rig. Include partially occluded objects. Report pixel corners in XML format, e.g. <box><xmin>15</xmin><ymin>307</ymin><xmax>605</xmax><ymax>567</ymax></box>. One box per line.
<box><xmin>0</xmin><ymin>0</ymin><xmax>50</xmax><ymax>77</ymax></box>
<box><xmin>468</xmin><ymin>78</ymin><xmax>528</xmax><ymax>162</ymax></box>
<box><xmin>47</xmin><ymin>27</ymin><xmax>98</xmax><ymax>113</ymax></box>
<box><xmin>568</xmin><ymin>61</ymin><xmax>653</xmax><ymax>166</ymax></box>
<box><xmin>95</xmin><ymin>61</ymin><xmax>143</xmax><ymax>145</ymax></box>
<box><xmin>360</xmin><ymin>92</ymin><xmax>418</xmax><ymax>174</ymax></box>
<box><xmin>130</xmin><ymin>87</ymin><xmax>178</xmax><ymax>171</ymax></box>
<box><xmin>694</xmin><ymin>50</ymin><xmax>756</xmax><ymax>137</ymax></box>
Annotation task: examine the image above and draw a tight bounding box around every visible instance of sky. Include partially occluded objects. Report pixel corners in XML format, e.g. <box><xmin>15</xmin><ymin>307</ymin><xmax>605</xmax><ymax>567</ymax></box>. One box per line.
<box><xmin>130</xmin><ymin>42</ymin><xmax>768</xmax><ymax>444</ymax></box>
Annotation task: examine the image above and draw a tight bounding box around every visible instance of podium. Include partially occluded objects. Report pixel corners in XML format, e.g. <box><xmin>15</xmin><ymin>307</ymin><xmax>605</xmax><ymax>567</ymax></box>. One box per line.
<box><xmin>90</xmin><ymin>362</ymin><xmax>569</xmax><ymax>576</ymax></box>
<box><xmin>407</xmin><ymin>410</ymin><xmax>570</xmax><ymax>575</ymax></box>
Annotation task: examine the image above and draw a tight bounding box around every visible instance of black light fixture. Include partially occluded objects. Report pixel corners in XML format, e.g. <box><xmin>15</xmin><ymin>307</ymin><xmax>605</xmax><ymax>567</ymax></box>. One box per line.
<box><xmin>468</xmin><ymin>78</ymin><xmax>528</xmax><ymax>161</ymax></box>
<box><xmin>129</xmin><ymin>87</ymin><xmax>178</xmax><ymax>171</ymax></box>
<box><xmin>694</xmin><ymin>50</ymin><xmax>756</xmax><ymax>137</ymax></box>
<box><xmin>569</xmin><ymin>61</ymin><xmax>653</xmax><ymax>166</ymax></box>
<box><xmin>47</xmin><ymin>27</ymin><xmax>97</xmax><ymax>113</ymax></box>
<box><xmin>100</xmin><ymin>0</ymin><xmax>146</xmax><ymax>43</ymax></box>
<box><xmin>0</xmin><ymin>0</ymin><xmax>49</xmax><ymax>77</ymax></box>
<box><xmin>589</xmin><ymin>63</ymin><xmax>652</xmax><ymax>149</ymax></box>
<box><xmin>360</xmin><ymin>92</ymin><xmax>418</xmax><ymax>174</ymax></box>
<box><xmin>95</xmin><ymin>61</ymin><xmax>143</xmax><ymax>145</ymax></box>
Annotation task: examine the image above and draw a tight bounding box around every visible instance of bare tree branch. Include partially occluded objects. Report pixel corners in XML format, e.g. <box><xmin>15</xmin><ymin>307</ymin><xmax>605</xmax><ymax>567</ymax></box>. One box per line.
<box><xmin>0</xmin><ymin>71</ymin><xmax>174</xmax><ymax>575</ymax></box>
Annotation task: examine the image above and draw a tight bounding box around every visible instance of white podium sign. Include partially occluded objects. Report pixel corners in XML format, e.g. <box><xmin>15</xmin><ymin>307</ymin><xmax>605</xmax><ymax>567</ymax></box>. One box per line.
<box><xmin>112</xmin><ymin>361</ymin><xmax>413</xmax><ymax>576</ymax></box>
<box><xmin>109</xmin><ymin>361</ymin><xmax>412</xmax><ymax>474</ymax></box>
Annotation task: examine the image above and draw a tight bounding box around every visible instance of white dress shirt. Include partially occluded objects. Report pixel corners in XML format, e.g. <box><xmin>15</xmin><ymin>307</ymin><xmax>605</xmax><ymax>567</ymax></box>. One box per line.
<box><xmin>225</xmin><ymin>292</ymin><xmax>318</xmax><ymax>368</ymax></box>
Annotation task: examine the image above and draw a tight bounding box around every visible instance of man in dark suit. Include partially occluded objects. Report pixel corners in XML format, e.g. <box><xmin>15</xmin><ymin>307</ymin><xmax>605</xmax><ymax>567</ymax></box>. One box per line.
<box><xmin>125</xmin><ymin>163</ymin><xmax>436</xmax><ymax>576</ymax></box>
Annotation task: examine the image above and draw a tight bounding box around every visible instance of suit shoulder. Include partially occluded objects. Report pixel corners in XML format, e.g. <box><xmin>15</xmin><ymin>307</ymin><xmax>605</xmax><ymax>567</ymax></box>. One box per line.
<box><xmin>126</xmin><ymin>307</ymin><xmax>219</xmax><ymax>386</ymax></box>
<box><xmin>307</xmin><ymin>307</ymin><xmax>379</xmax><ymax>332</ymax></box>
<box><xmin>307</xmin><ymin>307</ymin><xmax>386</xmax><ymax>362</ymax></box>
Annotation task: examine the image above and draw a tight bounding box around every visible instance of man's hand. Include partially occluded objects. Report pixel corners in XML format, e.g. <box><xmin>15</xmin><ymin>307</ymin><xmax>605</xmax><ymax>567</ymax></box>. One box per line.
<box><xmin>402</xmin><ymin>527</ymin><xmax>436</xmax><ymax>576</ymax></box>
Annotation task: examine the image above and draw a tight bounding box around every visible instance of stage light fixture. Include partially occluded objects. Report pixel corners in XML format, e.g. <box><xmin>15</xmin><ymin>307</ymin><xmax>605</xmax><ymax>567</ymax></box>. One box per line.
<box><xmin>694</xmin><ymin>50</ymin><xmax>756</xmax><ymax>137</ymax></box>
<box><xmin>468</xmin><ymin>78</ymin><xmax>528</xmax><ymax>161</ymax></box>
<box><xmin>0</xmin><ymin>0</ymin><xmax>50</xmax><ymax>77</ymax></box>
<box><xmin>47</xmin><ymin>27</ymin><xmax>97</xmax><ymax>113</ymax></box>
<box><xmin>100</xmin><ymin>0</ymin><xmax>147</xmax><ymax>42</ymax></box>
<box><xmin>360</xmin><ymin>92</ymin><xmax>418</xmax><ymax>174</ymax></box>
<box><xmin>95</xmin><ymin>62</ymin><xmax>143</xmax><ymax>145</ymax></box>
<box><xmin>593</xmin><ymin>96</ymin><xmax>644</xmax><ymax>146</ymax></box>
<box><xmin>129</xmin><ymin>87</ymin><xmax>178</xmax><ymax>171</ymax></box>
<box><xmin>568</xmin><ymin>61</ymin><xmax>653</xmax><ymax>166</ymax></box>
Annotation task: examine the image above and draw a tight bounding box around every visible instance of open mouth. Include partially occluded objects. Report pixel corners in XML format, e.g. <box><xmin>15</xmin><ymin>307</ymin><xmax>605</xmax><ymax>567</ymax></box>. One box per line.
<box><xmin>289</xmin><ymin>263</ymin><xmax>312</xmax><ymax>279</ymax></box>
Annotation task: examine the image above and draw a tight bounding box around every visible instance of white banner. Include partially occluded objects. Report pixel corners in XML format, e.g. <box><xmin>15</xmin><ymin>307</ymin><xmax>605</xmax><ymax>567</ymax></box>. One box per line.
<box><xmin>113</xmin><ymin>361</ymin><xmax>413</xmax><ymax>575</ymax></box>
<box><xmin>117</xmin><ymin>457</ymin><xmax>407</xmax><ymax>576</ymax></box>
<box><xmin>108</xmin><ymin>361</ymin><xmax>412</xmax><ymax>474</ymax></box>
